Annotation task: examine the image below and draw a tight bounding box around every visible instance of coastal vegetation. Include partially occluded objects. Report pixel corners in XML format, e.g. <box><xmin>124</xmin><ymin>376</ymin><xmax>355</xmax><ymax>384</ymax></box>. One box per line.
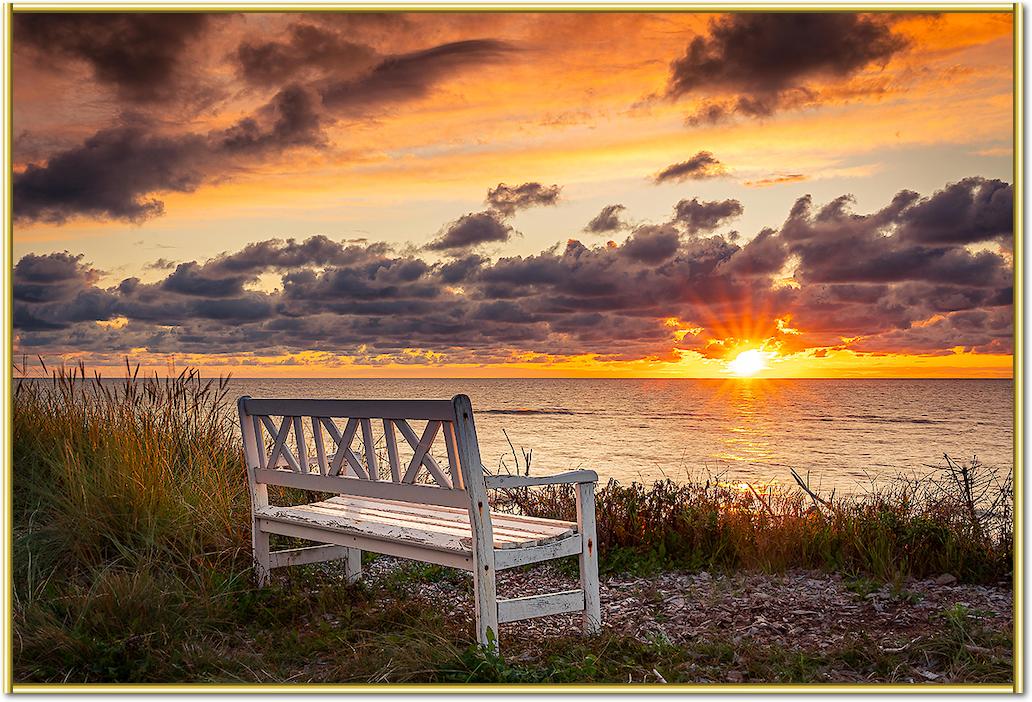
<box><xmin>12</xmin><ymin>365</ymin><xmax>1013</xmax><ymax>684</ymax></box>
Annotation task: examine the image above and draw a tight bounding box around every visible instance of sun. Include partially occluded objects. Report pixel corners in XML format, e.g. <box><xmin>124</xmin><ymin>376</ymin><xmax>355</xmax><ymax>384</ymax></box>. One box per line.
<box><xmin>727</xmin><ymin>349</ymin><xmax>772</xmax><ymax>377</ymax></box>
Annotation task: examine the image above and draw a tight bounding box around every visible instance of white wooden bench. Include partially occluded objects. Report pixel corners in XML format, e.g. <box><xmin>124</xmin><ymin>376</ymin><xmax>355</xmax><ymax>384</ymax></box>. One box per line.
<box><xmin>237</xmin><ymin>393</ymin><xmax>601</xmax><ymax>650</ymax></box>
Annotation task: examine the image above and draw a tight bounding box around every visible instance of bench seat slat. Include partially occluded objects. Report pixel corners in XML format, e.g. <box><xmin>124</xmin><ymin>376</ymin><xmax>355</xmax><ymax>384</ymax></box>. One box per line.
<box><xmin>256</xmin><ymin>494</ymin><xmax>577</xmax><ymax>552</ymax></box>
<box><xmin>323</xmin><ymin>496</ymin><xmax>577</xmax><ymax>538</ymax></box>
<box><xmin>282</xmin><ymin>502</ymin><xmax>538</xmax><ymax>547</ymax></box>
<box><xmin>258</xmin><ymin>518</ymin><xmax>474</xmax><ymax>570</ymax></box>
<box><xmin>259</xmin><ymin>508</ymin><xmax>469</xmax><ymax>553</ymax></box>
<box><xmin>316</xmin><ymin>498</ymin><xmax>571</xmax><ymax>544</ymax></box>
<box><xmin>326</xmin><ymin>494</ymin><xmax>577</xmax><ymax>531</ymax></box>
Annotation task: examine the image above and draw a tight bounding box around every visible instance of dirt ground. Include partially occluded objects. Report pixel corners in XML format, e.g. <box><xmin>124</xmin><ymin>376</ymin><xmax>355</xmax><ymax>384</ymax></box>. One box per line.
<box><xmin>364</xmin><ymin>557</ymin><xmax>1014</xmax><ymax>683</ymax></box>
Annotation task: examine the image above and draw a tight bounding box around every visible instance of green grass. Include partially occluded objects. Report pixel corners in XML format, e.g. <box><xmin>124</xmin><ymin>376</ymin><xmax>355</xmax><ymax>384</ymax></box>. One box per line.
<box><xmin>439</xmin><ymin>621</ymin><xmax>1012</xmax><ymax>684</ymax></box>
<box><xmin>11</xmin><ymin>364</ymin><xmax>1014</xmax><ymax>684</ymax></box>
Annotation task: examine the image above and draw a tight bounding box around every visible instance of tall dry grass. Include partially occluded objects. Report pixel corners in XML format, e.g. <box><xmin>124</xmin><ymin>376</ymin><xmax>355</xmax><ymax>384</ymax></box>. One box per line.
<box><xmin>13</xmin><ymin>362</ymin><xmax>254</xmax><ymax>680</ymax></box>
<box><xmin>14</xmin><ymin>361</ymin><xmax>251</xmax><ymax>578</ymax></box>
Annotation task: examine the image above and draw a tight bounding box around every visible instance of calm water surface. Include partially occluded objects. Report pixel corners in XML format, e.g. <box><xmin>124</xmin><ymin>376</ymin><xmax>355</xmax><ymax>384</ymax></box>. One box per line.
<box><xmin>229</xmin><ymin>378</ymin><xmax>1013</xmax><ymax>493</ymax></box>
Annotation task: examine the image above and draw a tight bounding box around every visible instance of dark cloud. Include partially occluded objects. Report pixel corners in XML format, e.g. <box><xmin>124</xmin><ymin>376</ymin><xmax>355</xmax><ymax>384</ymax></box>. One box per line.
<box><xmin>782</xmin><ymin>183</ymin><xmax>1012</xmax><ymax>289</ymax></box>
<box><xmin>584</xmin><ymin>204</ymin><xmax>627</xmax><ymax>233</ymax></box>
<box><xmin>896</xmin><ymin>177</ymin><xmax>1013</xmax><ymax>245</ymax></box>
<box><xmin>14</xmin><ymin>86</ymin><xmax>329</xmax><ymax>224</ymax></box>
<box><xmin>654</xmin><ymin>152</ymin><xmax>726</xmax><ymax>183</ymax></box>
<box><xmin>161</xmin><ymin>262</ymin><xmax>254</xmax><ymax>298</ymax></box>
<box><xmin>486</xmin><ymin>182</ymin><xmax>562</xmax><ymax>216</ymax></box>
<box><xmin>218</xmin><ymin>84</ymin><xmax>327</xmax><ymax>154</ymax></box>
<box><xmin>620</xmin><ymin>225</ymin><xmax>682</xmax><ymax>264</ymax></box>
<box><xmin>15</xmin><ymin>32</ymin><xmax>517</xmax><ymax>225</ymax></box>
<box><xmin>722</xmin><ymin>228</ymin><xmax>787</xmax><ymax>277</ymax></box>
<box><xmin>666</xmin><ymin>13</ymin><xmax>909</xmax><ymax>119</ymax></box>
<box><xmin>440</xmin><ymin>254</ymin><xmax>486</xmax><ymax>283</ymax></box>
<box><xmin>426</xmin><ymin>211</ymin><xmax>515</xmax><ymax>252</ymax></box>
<box><xmin>15</xmin><ymin>13</ymin><xmax>212</xmax><ymax>103</ymax></box>
<box><xmin>13</xmin><ymin>124</ymin><xmax>208</xmax><ymax>224</ymax></box>
<box><xmin>321</xmin><ymin>39</ymin><xmax>515</xmax><ymax>112</ymax></box>
<box><xmin>14</xmin><ymin>252</ymin><xmax>102</xmax><ymax>303</ymax></box>
<box><xmin>14</xmin><ymin>178</ymin><xmax>1014</xmax><ymax>364</ymax></box>
<box><xmin>187</xmin><ymin>295</ymin><xmax>276</xmax><ymax>323</ymax></box>
<box><xmin>235</xmin><ymin>22</ymin><xmax>377</xmax><ymax>86</ymax></box>
<box><xmin>277</xmin><ymin>255</ymin><xmax>440</xmax><ymax>314</ymax></box>
<box><xmin>672</xmin><ymin>197</ymin><xmax>743</xmax><ymax>233</ymax></box>
<box><xmin>145</xmin><ymin>258</ymin><xmax>178</xmax><ymax>271</ymax></box>
<box><xmin>211</xmin><ymin>235</ymin><xmax>390</xmax><ymax>274</ymax></box>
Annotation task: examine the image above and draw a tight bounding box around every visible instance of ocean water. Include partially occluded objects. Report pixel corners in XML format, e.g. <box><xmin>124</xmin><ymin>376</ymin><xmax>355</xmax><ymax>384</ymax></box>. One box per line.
<box><xmin>229</xmin><ymin>378</ymin><xmax>1014</xmax><ymax>493</ymax></box>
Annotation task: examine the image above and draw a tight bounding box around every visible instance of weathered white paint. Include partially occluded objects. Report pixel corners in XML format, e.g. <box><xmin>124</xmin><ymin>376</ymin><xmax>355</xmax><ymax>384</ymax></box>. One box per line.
<box><xmin>244</xmin><ymin>398</ymin><xmax>456</xmax><ymax>421</ymax></box>
<box><xmin>395</xmin><ymin>419</ymin><xmax>451</xmax><ymax>488</ymax></box>
<box><xmin>324</xmin><ymin>495</ymin><xmax>573</xmax><ymax>537</ymax></box>
<box><xmin>493</xmin><ymin>533</ymin><xmax>584</xmax><ymax>570</ymax></box>
<box><xmin>292</xmin><ymin>416</ymin><xmax>308</xmax><ymax>475</ymax></box>
<box><xmin>259</xmin><ymin>504</ymin><xmax>469</xmax><ymax>552</ymax></box>
<box><xmin>452</xmin><ymin>394</ymin><xmax>499</xmax><ymax>650</ymax></box>
<box><xmin>383</xmin><ymin>419</ymin><xmax>402</xmax><ymax>483</ymax></box>
<box><xmin>485</xmin><ymin>470</ymin><xmax>598</xmax><ymax>489</ymax></box>
<box><xmin>344</xmin><ymin>546</ymin><xmax>362</xmax><ymax>582</ymax></box>
<box><xmin>259</xmin><ymin>518</ymin><xmax>475</xmax><ymax>571</ymax></box>
<box><xmin>360</xmin><ymin>418</ymin><xmax>380</xmax><ymax>481</ymax></box>
<box><xmin>260</xmin><ymin>415</ymin><xmax>302</xmax><ymax>473</ymax></box>
<box><xmin>268</xmin><ymin>543</ymin><xmax>355</xmax><ymax>569</ymax></box>
<box><xmin>443</xmin><ymin>421</ymin><xmax>464</xmax><ymax>490</ymax></box>
<box><xmin>401</xmin><ymin>420</ymin><xmax>443</xmax><ymax>484</ymax></box>
<box><xmin>284</xmin><ymin>496</ymin><xmax>574</xmax><ymax>548</ymax></box>
<box><xmin>238</xmin><ymin>393</ymin><xmax>603</xmax><ymax>652</ymax></box>
<box><xmin>576</xmin><ymin>481</ymin><xmax>602</xmax><ymax>634</ymax></box>
<box><xmin>497</xmin><ymin>590</ymin><xmax>586</xmax><ymax>624</ymax></box>
<box><xmin>323</xmin><ymin>417</ymin><xmax>365</xmax><ymax>478</ymax></box>
<box><xmin>251</xmin><ymin>414</ymin><xmax>266</xmax><ymax>470</ymax></box>
<box><xmin>253</xmin><ymin>469</ymin><xmax>470</xmax><ymax>508</ymax></box>
<box><xmin>311</xmin><ymin>416</ymin><xmax>328</xmax><ymax>476</ymax></box>
<box><xmin>239</xmin><ymin>396</ymin><xmax>271</xmax><ymax>587</ymax></box>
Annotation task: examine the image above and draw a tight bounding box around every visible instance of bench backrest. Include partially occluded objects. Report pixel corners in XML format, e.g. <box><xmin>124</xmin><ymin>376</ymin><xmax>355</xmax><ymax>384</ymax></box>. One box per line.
<box><xmin>237</xmin><ymin>394</ymin><xmax>486</xmax><ymax>510</ymax></box>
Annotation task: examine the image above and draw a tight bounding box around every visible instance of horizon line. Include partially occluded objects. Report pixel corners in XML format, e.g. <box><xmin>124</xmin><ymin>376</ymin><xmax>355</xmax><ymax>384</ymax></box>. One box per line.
<box><xmin>13</xmin><ymin>374</ymin><xmax>1016</xmax><ymax>381</ymax></box>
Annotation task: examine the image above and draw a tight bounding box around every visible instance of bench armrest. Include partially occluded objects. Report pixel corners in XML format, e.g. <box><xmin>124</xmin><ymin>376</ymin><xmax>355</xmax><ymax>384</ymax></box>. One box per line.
<box><xmin>484</xmin><ymin>470</ymin><xmax>598</xmax><ymax>489</ymax></box>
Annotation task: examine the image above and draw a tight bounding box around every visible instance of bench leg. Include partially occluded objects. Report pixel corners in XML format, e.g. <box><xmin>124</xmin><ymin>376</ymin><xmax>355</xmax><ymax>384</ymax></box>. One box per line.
<box><xmin>344</xmin><ymin>547</ymin><xmax>362</xmax><ymax>582</ymax></box>
<box><xmin>253</xmin><ymin>524</ymin><xmax>271</xmax><ymax>588</ymax></box>
<box><xmin>576</xmin><ymin>482</ymin><xmax>602</xmax><ymax>635</ymax></box>
<box><xmin>473</xmin><ymin>566</ymin><xmax>499</xmax><ymax>651</ymax></box>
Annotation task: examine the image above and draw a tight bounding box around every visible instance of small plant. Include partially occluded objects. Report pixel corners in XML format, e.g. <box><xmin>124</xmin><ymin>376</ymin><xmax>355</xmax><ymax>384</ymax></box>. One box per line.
<box><xmin>845</xmin><ymin>577</ymin><xmax>882</xmax><ymax>598</ymax></box>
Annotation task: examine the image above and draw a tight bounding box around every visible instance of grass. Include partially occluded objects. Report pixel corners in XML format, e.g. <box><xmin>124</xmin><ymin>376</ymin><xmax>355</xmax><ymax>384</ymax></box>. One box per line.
<box><xmin>440</xmin><ymin>619</ymin><xmax>1012</xmax><ymax>684</ymax></box>
<box><xmin>11</xmin><ymin>364</ymin><xmax>1014</xmax><ymax>684</ymax></box>
<box><xmin>497</xmin><ymin>466</ymin><xmax>1013</xmax><ymax>583</ymax></box>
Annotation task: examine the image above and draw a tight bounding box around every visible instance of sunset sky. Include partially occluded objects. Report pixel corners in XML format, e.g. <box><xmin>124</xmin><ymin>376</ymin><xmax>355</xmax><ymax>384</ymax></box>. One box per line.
<box><xmin>11</xmin><ymin>10</ymin><xmax>1016</xmax><ymax>378</ymax></box>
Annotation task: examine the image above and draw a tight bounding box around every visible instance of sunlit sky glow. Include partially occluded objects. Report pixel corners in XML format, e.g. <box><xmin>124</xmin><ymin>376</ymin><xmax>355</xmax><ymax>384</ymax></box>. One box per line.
<box><xmin>12</xmin><ymin>10</ymin><xmax>1015</xmax><ymax>378</ymax></box>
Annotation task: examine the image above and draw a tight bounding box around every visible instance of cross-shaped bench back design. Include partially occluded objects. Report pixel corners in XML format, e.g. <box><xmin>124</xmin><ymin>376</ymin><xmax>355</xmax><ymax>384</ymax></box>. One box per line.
<box><xmin>238</xmin><ymin>396</ymin><xmax>477</xmax><ymax>509</ymax></box>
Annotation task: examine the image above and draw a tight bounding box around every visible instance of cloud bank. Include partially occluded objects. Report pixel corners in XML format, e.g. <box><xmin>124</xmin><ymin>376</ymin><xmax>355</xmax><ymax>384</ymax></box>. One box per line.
<box><xmin>14</xmin><ymin>178</ymin><xmax>1013</xmax><ymax>366</ymax></box>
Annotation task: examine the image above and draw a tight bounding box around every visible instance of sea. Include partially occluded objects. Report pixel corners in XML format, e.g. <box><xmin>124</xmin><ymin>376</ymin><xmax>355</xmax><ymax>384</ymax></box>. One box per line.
<box><xmin>228</xmin><ymin>378</ymin><xmax>1014</xmax><ymax>494</ymax></box>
